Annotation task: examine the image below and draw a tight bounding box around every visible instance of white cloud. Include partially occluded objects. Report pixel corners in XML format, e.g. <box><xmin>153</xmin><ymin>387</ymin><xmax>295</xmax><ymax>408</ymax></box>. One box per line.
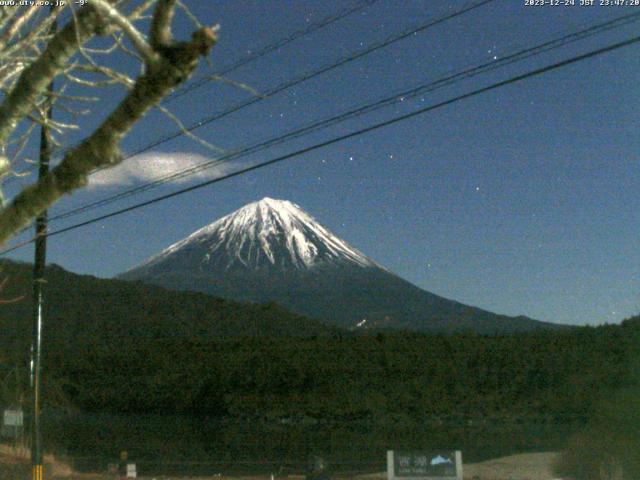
<box><xmin>88</xmin><ymin>152</ymin><xmax>231</xmax><ymax>188</ymax></box>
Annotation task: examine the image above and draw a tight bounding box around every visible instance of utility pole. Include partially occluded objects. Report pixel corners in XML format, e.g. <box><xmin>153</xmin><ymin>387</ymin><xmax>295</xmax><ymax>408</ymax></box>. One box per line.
<box><xmin>30</xmin><ymin>98</ymin><xmax>51</xmax><ymax>480</ymax></box>
<box><xmin>31</xmin><ymin>11</ymin><xmax>56</xmax><ymax>480</ymax></box>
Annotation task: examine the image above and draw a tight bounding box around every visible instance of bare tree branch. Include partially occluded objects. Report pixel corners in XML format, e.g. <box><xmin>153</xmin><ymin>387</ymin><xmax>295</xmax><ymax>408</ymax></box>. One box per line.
<box><xmin>0</xmin><ymin>275</ymin><xmax>25</xmax><ymax>305</ymax></box>
<box><xmin>150</xmin><ymin>0</ymin><xmax>176</xmax><ymax>49</ymax></box>
<box><xmin>0</xmin><ymin>4</ymin><xmax>111</xmax><ymax>147</ymax></box>
<box><xmin>0</xmin><ymin>156</ymin><xmax>9</xmax><ymax>179</ymax></box>
<box><xmin>129</xmin><ymin>0</ymin><xmax>159</xmax><ymax>21</ymax></box>
<box><xmin>0</xmin><ymin>11</ymin><xmax>218</xmax><ymax>244</ymax></box>
<box><xmin>0</xmin><ymin>5</ymin><xmax>39</xmax><ymax>47</ymax></box>
<box><xmin>91</xmin><ymin>0</ymin><xmax>160</xmax><ymax>65</ymax></box>
<box><xmin>156</xmin><ymin>103</ymin><xmax>225</xmax><ymax>154</ymax></box>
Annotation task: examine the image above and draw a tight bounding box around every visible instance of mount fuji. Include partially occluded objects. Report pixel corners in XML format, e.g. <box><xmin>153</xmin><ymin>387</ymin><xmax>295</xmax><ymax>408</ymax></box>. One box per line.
<box><xmin>120</xmin><ymin>198</ymin><xmax>560</xmax><ymax>333</ymax></box>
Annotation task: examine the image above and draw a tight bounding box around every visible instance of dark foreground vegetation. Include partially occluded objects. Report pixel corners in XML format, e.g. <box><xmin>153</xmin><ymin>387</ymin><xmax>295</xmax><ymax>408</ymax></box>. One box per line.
<box><xmin>0</xmin><ymin>260</ymin><xmax>638</xmax><ymax>478</ymax></box>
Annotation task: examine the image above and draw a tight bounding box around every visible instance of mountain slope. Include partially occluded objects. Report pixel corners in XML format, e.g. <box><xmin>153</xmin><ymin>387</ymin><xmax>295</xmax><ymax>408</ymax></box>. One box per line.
<box><xmin>121</xmin><ymin>198</ymin><xmax>562</xmax><ymax>334</ymax></box>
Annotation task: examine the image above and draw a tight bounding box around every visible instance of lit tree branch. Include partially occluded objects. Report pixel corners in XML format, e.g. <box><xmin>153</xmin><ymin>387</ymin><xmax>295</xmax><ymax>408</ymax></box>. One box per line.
<box><xmin>0</xmin><ymin>3</ymin><xmax>218</xmax><ymax>244</ymax></box>
<box><xmin>0</xmin><ymin>4</ymin><xmax>111</xmax><ymax>146</ymax></box>
<box><xmin>91</xmin><ymin>0</ymin><xmax>160</xmax><ymax>65</ymax></box>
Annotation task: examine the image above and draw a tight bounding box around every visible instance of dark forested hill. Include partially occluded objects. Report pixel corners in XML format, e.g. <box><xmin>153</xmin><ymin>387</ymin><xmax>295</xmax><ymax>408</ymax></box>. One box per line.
<box><xmin>0</xmin><ymin>259</ymin><xmax>336</xmax><ymax>346</ymax></box>
<box><xmin>0</xmin><ymin>258</ymin><xmax>637</xmax><ymax>471</ymax></box>
<box><xmin>0</xmin><ymin>258</ymin><xmax>634</xmax><ymax>419</ymax></box>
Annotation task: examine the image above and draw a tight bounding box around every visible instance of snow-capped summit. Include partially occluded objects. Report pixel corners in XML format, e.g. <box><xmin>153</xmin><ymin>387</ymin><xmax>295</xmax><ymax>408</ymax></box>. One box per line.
<box><xmin>135</xmin><ymin>197</ymin><xmax>376</xmax><ymax>274</ymax></box>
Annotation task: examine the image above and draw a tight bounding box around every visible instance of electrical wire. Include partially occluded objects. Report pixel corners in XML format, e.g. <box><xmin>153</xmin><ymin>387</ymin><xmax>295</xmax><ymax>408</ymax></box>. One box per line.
<box><xmin>118</xmin><ymin>0</ymin><xmax>496</xmax><ymax>161</ymax></box>
<box><xmin>6</xmin><ymin>0</ymin><xmax>493</xmax><ymax>184</ymax></box>
<box><xmin>1</xmin><ymin>32</ymin><xmax>637</xmax><ymax>256</ymax></box>
<box><xmin>166</xmin><ymin>0</ymin><xmax>382</xmax><ymax>102</ymax></box>
<box><xmin>4</xmin><ymin>0</ymin><xmax>497</xmax><ymax>216</ymax></box>
<box><xmin>46</xmin><ymin>11</ymin><xmax>640</xmax><ymax>223</ymax></box>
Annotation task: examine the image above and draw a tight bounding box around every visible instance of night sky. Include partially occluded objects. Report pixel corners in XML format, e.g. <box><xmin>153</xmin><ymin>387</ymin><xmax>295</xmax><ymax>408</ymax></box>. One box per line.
<box><xmin>3</xmin><ymin>0</ymin><xmax>639</xmax><ymax>326</ymax></box>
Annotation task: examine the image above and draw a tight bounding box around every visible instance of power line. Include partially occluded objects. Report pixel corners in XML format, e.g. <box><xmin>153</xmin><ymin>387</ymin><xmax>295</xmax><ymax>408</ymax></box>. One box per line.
<box><xmin>4</xmin><ymin>0</ymin><xmax>496</xmax><ymax>215</ymax></box>
<box><xmin>57</xmin><ymin>0</ymin><xmax>493</xmax><ymax>189</ymax></box>
<box><xmin>124</xmin><ymin>0</ymin><xmax>496</xmax><ymax>159</ymax></box>
<box><xmin>47</xmin><ymin>11</ymin><xmax>640</xmax><ymax>223</ymax></box>
<box><xmin>1</xmin><ymin>33</ymin><xmax>637</xmax><ymax>256</ymax></box>
<box><xmin>167</xmin><ymin>0</ymin><xmax>381</xmax><ymax>102</ymax></box>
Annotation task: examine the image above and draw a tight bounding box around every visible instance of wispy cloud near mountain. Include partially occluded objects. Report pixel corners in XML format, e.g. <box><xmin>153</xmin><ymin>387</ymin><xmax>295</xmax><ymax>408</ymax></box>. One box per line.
<box><xmin>89</xmin><ymin>152</ymin><xmax>229</xmax><ymax>188</ymax></box>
